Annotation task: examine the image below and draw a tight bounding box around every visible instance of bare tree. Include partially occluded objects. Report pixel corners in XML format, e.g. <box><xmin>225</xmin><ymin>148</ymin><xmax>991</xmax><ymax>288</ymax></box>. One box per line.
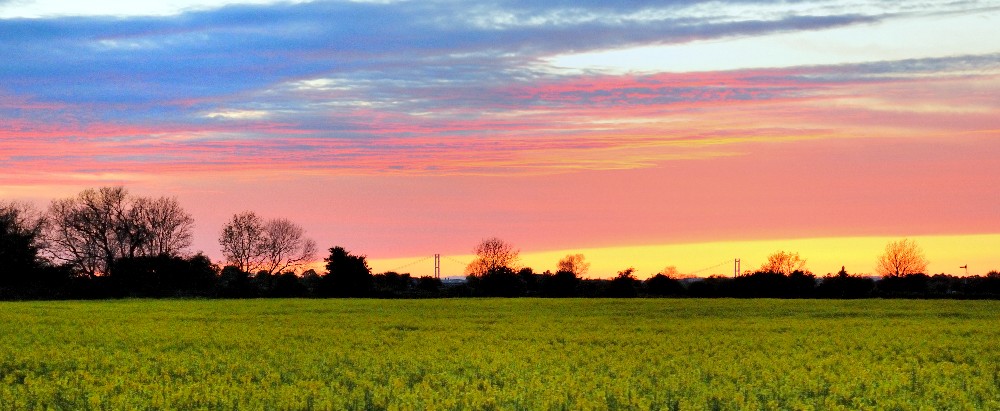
<box><xmin>133</xmin><ymin>196</ymin><xmax>194</xmax><ymax>257</ymax></box>
<box><xmin>46</xmin><ymin>187</ymin><xmax>140</xmax><ymax>276</ymax></box>
<box><xmin>45</xmin><ymin>187</ymin><xmax>196</xmax><ymax>277</ymax></box>
<box><xmin>759</xmin><ymin>251</ymin><xmax>807</xmax><ymax>275</ymax></box>
<box><xmin>557</xmin><ymin>253</ymin><xmax>590</xmax><ymax>277</ymax></box>
<box><xmin>876</xmin><ymin>239</ymin><xmax>928</xmax><ymax>277</ymax></box>
<box><xmin>219</xmin><ymin>212</ymin><xmax>316</xmax><ymax>275</ymax></box>
<box><xmin>219</xmin><ymin>211</ymin><xmax>266</xmax><ymax>275</ymax></box>
<box><xmin>465</xmin><ymin>237</ymin><xmax>519</xmax><ymax>277</ymax></box>
<box><xmin>0</xmin><ymin>201</ymin><xmax>45</xmax><ymax>244</ymax></box>
<box><xmin>260</xmin><ymin>218</ymin><xmax>317</xmax><ymax>275</ymax></box>
<box><xmin>46</xmin><ymin>197</ymin><xmax>100</xmax><ymax>277</ymax></box>
<box><xmin>660</xmin><ymin>266</ymin><xmax>681</xmax><ymax>278</ymax></box>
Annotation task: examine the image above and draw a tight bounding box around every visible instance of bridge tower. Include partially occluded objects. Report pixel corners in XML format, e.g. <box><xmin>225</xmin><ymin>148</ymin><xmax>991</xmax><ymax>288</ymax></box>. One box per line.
<box><xmin>434</xmin><ymin>254</ymin><xmax>441</xmax><ymax>279</ymax></box>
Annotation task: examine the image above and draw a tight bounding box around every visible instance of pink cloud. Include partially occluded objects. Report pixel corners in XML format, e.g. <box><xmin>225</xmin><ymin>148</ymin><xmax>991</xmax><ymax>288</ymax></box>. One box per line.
<box><xmin>3</xmin><ymin>66</ymin><xmax>998</xmax><ymax>191</ymax></box>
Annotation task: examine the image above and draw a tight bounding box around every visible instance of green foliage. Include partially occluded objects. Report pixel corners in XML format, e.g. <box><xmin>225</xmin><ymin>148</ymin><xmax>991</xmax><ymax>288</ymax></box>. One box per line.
<box><xmin>0</xmin><ymin>299</ymin><xmax>998</xmax><ymax>409</ymax></box>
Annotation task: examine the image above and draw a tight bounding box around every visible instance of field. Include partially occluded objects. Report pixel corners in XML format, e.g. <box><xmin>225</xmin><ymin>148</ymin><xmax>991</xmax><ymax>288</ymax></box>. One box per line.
<box><xmin>0</xmin><ymin>299</ymin><xmax>998</xmax><ymax>410</ymax></box>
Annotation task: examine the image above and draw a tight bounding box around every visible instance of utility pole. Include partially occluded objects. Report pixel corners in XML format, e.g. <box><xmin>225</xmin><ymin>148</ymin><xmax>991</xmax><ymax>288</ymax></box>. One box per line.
<box><xmin>434</xmin><ymin>254</ymin><xmax>441</xmax><ymax>279</ymax></box>
<box><xmin>734</xmin><ymin>259</ymin><xmax>740</xmax><ymax>277</ymax></box>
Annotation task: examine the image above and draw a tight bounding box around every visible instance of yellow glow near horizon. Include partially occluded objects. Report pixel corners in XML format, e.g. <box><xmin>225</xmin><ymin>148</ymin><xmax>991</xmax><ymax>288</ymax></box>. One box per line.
<box><xmin>368</xmin><ymin>234</ymin><xmax>1000</xmax><ymax>279</ymax></box>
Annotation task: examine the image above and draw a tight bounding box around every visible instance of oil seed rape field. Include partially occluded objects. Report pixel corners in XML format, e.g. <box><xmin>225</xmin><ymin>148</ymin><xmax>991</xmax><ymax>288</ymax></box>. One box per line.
<box><xmin>1</xmin><ymin>299</ymin><xmax>998</xmax><ymax>410</ymax></box>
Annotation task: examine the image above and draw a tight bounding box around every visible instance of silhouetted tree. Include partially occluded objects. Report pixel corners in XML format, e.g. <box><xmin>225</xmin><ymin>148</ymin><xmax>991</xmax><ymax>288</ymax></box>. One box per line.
<box><xmin>607</xmin><ymin>268</ymin><xmax>640</xmax><ymax>297</ymax></box>
<box><xmin>218</xmin><ymin>212</ymin><xmax>264</xmax><ymax>275</ymax></box>
<box><xmin>964</xmin><ymin>271</ymin><xmax>1000</xmax><ymax>297</ymax></box>
<box><xmin>644</xmin><ymin>273</ymin><xmax>685</xmax><ymax>296</ymax></box>
<box><xmin>46</xmin><ymin>187</ymin><xmax>128</xmax><ymax>277</ymax></box>
<box><xmin>111</xmin><ymin>253</ymin><xmax>217</xmax><ymax>297</ymax></box>
<box><xmin>727</xmin><ymin>268</ymin><xmax>816</xmax><ymax>298</ymax></box>
<box><xmin>415</xmin><ymin>276</ymin><xmax>443</xmax><ymax>296</ymax></box>
<box><xmin>46</xmin><ymin>187</ymin><xmax>194</xmax><ymax>277</ymax></box>
<box><xmin>0</xmin><ymin>202</ymin><xmax>64</xmax><ymax>299</ymax></box>
<box><xmin>877</xmin><ymin>273</ymin><xmax>930</xmax><ymax>297</ymax></box>
<box><xmin>373</xmin><ymin>271</ymin><xmax>413</xmax><ymax>297</ymax></box>
<box><xmin>44</xmin><ymin>187</ymin><xmax>195</xmax><ymax>278</ymax></box>
<box><xmin>219</xmin><ymin>212</ymin><xmax>316</xmax><ymax>276</ymax></box>
<box><xmin>557</xmin><ymin>254</ymin><xmax>590</xmax><ymax>277</ymax></box>
<box><xmin>271</xmin><ymin>272</ymin><xmax>309</xmax><ymax>298</ymax></box>
<box><xmin>442</xmin><ymin>281</ymin><xmax>474</xmax><ymax>298</ymax></box>
<box><xmin>11</xmin><ymin>185</ymin><xmax>1000</xmax><ymax>301</ymax></box>
<box><xmin>659</xmin><ymin>266</ymin><xmax>681</xmax><ymax>277</ymax></box>
<box><xmin>250</xmin><ymin>271</ymin><xmax>276</xmax><ymax>295</ymax></box>
<box><xmin>988</xmin><ymin>271</ymin><xmax>1000</xmax><ymax>296</ymax></box>
<box><xmin>131</xmin><ymin>196</ymin><xmax>194</xmax><ymax>257</ymax></box>
<box><xmin>686</xmin><ymin>276</ymin><xmax>734</xmax><ymax>297</ymax></box>
<box><xmin>541</xmin><ymin>270</ymin><xmax>580</xmax><ymax>297</ymax></box>
<box><xmin>576</xmin><ymin>277</ymin><xmax>607</xmax><ymax>298</ymax></box>
<box><xmin>517</xmin><ymin>267</ymin><xmax>541</xmax><ymax>295</ymax></box>
<box><xmin>465</xmin><ymin>237</ymin><xmax>519</xmax><ymax>277</ymax></box>
<box><xmin>63</xmin><ymin>274</ymin><xmax>116</xmax><ymax>300</ymax></box>
<box><xmin>468</xmin><ymin>266</ymin><xmax>525</xmax><ymax>297</ymax></box>
<box><xmin>320</xmin><ymin>246</ymin><xmax>372</xmax><ymax>297</ymax></box>
<box><xmin>260</xmin><ymin>218</ymin><xmax>317</xmax><ymax>274</ymax></box>
<box><xmin>216</xmin><ymin>265</ymin><xmax>254</xmax><ymax>298</ymax></box>
<box><xmin>185</xmin><ymin>254</ymin><xmax>220</xmax><ymax>292</ymax></box>
<box><xmin>732</xmin><ymin>271</ymin><xmax>787</xmax><ymax>297</ymax></box>
<box><xmin>787</xmin><ymin>270</ymin><xmax>817</xmax><ymax>297</ymax></box>
<box><xmin>876</xmin><ymin>239</ymin><xmax>928</xmax><ymax>277</ymax></box>
<box><xmin>759</xmin><ymin>251</ymin><xmax>807</xmax><ymax>275</ymax></box>
<box><xmin>816</xmin><ymin>267</ymin><xmax>875</xmax><ymax>298</ymax></box>
<box><xmin>299</xmin><ymin>269</ymin><xmax>322</xmax><ymax>296</ymax></box>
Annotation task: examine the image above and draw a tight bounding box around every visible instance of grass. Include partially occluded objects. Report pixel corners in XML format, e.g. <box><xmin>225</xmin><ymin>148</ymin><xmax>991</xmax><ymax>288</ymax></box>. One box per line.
<box><xmin>1</xmin><ymin>299</ymin><xmax>998</xmax><ymax>410</ymax></box>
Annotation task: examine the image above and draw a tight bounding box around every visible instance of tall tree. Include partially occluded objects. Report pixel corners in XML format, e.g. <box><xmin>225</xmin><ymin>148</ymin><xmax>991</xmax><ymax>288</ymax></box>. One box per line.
<box><xmin>876</xmin><ymin>239</ymin><xmax>929</xmax><ymax>277</ymax></box>
<box><xmin>557</xmin><ymin>253</ymin><xmax>590</xmax><ymax>277</ymax></box>
<box><xmin>219</xmin><ymin>212</ymin><xmax>316</xmax><ymax>275</ymax></box>
<box><xmin>0</xmin><ymin>202</ymin><xmax>46</xmax><ymax>288</ymax></box>
<box><xmin>260</xmin><ymin>218</ymin><xmax>317</xmax><ymax>275</ymax></box>
<box><xmin>660</xmin><ymin>266</ymin><xmax>681</xmax><ymax>278</ymax></box>
<box><xmin>759</xmin><ymin>251</ymin><xmax>807</xmax><ymax>275</ymax></box>
<box><xmin>321</xmin><ymin>246</ymin><xmax>372</xmax><ymax>297</ymax></box>
<box><xmin>132</xmin><ymin>196</ymin><xmax>194</xmax><ymax>257</ymax></box>
<box><xmin>46</xmin><ymin>187</ymin><xmax>193</xmax><ymax>277</ymax></box>
<box><xmin>607</xmin><ymin>267</ymin><xmax>640</xmax><ymax>297</ymax></box>
<box><xmin>219</xmin><ymin>211</ymin><xmax>265</xmax><ymax>274</ymax></box>
<box><xmin>465</xmin><ymin>237</ymin><xmax>519</xmax><ymax>277</ymax></box>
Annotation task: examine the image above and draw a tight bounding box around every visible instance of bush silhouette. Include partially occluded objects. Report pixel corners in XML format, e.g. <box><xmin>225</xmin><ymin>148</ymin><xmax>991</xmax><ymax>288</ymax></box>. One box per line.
<box><xmin>468</xmin><ymin>266</ymin><xmax>526</xmax><ymax>297</ymax></box>
<box><xmin>644</xmin><ymin>274</ymin><xmax>685</xmax><ymax>296</ymax></box>
<box><xmin>816</xmin><ymin>268</ymin><xmax>875</xmax><ymax>298</ymax></box>
<box><xmin>541</xmin><ymin>270</ymin><xmax>580</xmax><ymax>297</ymax></box>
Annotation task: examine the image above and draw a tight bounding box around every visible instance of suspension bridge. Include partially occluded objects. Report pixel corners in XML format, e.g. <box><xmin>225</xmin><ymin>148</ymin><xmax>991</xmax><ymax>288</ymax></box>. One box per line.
<box><xmin>380</xmin><ymin>254</ymin><xmax>472</xmax><ymax>278</ymax></box>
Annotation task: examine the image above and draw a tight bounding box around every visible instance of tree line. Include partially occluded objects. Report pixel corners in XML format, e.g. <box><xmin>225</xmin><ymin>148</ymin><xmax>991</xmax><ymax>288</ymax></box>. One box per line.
<box><xmin>2</xmin><ymin>187</ymin><xmax>998</xmax><ymax>300</ymax></box>
<box><xmin>452</xmin><ymin>238</ymin><xmax>1000</xmax><ymax>299</ymax></box>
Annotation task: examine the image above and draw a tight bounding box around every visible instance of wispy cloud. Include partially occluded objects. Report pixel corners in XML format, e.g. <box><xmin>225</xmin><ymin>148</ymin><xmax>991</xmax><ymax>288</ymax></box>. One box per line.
<box><xmin>1</xmin><ymin>0</ymin><xmax>998</xmax><ymax>185</ymax></box>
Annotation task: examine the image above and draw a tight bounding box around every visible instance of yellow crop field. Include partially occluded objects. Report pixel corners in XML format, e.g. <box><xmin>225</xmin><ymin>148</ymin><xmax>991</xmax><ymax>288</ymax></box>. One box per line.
<box><xmin>0</xmin><ymin>299</ymin><xmax>997</xmax><ymax>410</ymax></box>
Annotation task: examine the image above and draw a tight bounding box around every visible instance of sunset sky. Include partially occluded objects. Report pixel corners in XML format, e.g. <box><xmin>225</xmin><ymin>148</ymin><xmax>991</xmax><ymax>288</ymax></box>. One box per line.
<box><xmin>2</xmin><ymin>1</ymin><xmax>998</xmax><ymax>277</ymax></box>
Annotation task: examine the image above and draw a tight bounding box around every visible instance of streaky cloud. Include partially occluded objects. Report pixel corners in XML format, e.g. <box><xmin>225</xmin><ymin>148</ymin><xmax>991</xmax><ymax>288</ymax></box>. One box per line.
<box><xmin>0</xmin><ymin>0</ymin><xmax>971</xmax><ymax>108</ymax></box>
<box><xmin>1</xmin><ymin>0</ymin><xmax>998</xmax><ymax>185</ymax></box>
<box><xmin>3</xmin><ymin>53</ymin><xmax>998</xmax><ymax>186</ymax></box>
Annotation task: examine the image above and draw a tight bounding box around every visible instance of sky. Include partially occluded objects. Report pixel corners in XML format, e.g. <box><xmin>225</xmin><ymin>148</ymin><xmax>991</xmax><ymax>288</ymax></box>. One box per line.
<box><xmin>1</xmin><ymin>0</ymin><xmax>998</xmax><ymax>278</ymax></box>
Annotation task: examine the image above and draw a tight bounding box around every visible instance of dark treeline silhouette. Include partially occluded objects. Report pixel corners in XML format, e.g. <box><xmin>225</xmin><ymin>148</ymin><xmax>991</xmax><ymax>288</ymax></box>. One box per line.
<box><xmin>2</xmin><ymin>188</ymin><xmax>1000</xmax><ymax>300</ymax></box>
<box><xmin>453</xmin><ymin>266</ymin><xmax>1000</xmax><ymax>299</ymax></box>
<box><xmin>3</xmin><ymin>246</ymin><xmax>1000</xmax><ymax>300</ymax></box>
